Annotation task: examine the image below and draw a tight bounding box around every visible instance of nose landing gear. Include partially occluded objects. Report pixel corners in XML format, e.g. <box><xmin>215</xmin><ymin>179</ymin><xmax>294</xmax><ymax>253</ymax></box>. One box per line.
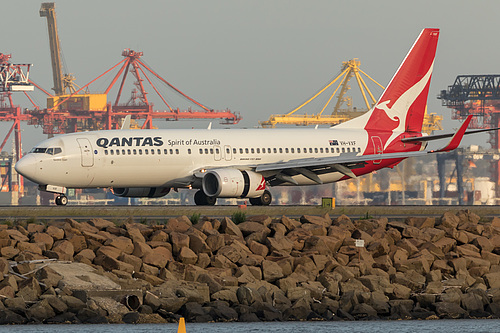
<box><xmin>55</xmin><ymin>194</ymin><xmax>68</xmax><ymax>206</ymax></box>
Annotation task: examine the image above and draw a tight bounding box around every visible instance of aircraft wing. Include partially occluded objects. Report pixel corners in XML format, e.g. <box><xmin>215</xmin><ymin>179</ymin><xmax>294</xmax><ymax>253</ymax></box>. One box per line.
<box><xmin>253</xmin><ymin>115</ymin><xmax>475</xmax><ymax>184</ymax></box>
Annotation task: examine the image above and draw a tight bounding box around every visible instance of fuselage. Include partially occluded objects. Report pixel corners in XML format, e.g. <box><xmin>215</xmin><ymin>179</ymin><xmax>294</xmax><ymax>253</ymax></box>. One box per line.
<box><xmin>15</xmin><ymin>126</ymin><xmax>418</xmax><ymax>190</ymax></box>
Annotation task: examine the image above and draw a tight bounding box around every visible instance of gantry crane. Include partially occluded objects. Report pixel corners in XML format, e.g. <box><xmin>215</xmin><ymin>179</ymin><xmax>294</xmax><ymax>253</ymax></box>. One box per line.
<box><xmin>439</xmin><ymin>75</ymin><xmax>500</xmax><ymax>196</ymax></box>
<box><xmin>260</xmin><ymin>58</ymin><xmax>442</xmax><ymax>135</ymax></box>
<box><xmin>0</xmin><ymin>53</ymin><xmax>34</xmax><ymax>196</ymax></box>
<box><xmin>33</xmin><ymin>2</ymin><xmax>240</xmax><ymax>135</ymax></box>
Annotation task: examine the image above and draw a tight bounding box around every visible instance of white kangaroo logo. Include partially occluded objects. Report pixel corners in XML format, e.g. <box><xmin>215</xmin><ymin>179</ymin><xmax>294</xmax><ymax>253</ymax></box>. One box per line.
<box><xmin>375</xmin><ymin>61</ymin><xmax>434</xmax><ymax>149</ymax></box>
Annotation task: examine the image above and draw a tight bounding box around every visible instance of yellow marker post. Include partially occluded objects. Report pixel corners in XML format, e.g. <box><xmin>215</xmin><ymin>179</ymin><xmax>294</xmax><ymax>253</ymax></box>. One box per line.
<box><xmin>177</xmin><ymin>317</ymin><xmax>186</xmax><ymax>333</ymax></box>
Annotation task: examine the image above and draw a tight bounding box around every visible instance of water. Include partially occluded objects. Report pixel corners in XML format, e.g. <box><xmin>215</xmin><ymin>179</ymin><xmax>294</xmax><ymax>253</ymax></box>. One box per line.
<box><xmin>2</xmin><ymin>320</ymin><xmax>500</xmax><ymax>333</ymax></box>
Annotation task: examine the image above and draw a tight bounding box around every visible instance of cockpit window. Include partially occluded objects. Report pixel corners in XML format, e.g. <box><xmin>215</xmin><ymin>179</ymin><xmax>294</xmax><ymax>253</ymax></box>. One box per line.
<box><xmin>31</xmin><ymin>147</ymin><xmax>47</xmax><ymax>153</ymax></box>
<box><xmin>30</xmin><ymin>147</ymin><xmax>62</xmax><ymax>155</ymax></box>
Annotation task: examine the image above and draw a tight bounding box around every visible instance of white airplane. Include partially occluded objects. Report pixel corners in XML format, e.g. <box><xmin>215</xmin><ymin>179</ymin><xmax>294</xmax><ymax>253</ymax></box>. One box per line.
<box><xmin>14</xmin><ymin>28</ymin><xmax>493</xmax><ymax>206</ymax></box>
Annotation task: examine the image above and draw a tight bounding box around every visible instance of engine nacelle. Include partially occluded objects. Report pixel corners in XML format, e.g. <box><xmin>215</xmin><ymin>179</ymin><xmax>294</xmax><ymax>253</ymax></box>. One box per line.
<box><xmin>202</xmin><ymin>168</ymin><xmax>266</xmax><ymax>198</ymax></box>
<box><xmin>113</xmin><ymin>187</ymin><xmax>170</xmax><ymax>198</ymax></box>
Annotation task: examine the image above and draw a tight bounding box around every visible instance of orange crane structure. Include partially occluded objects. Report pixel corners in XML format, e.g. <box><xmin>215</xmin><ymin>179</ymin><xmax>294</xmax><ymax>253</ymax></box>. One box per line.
<box><xmin>0</xmin><ymin>2</ymin><xmax>241</xmax><ymax>201</ymax></box>
<box><xmin>30</xmin><ymin>2</ymin><xmax>240</xmax><ymax>135</ymax></box>
<box><xmin>0</xmin><ymin>53</ymin><xmax>34</xmax><ymax>195</ymax></box>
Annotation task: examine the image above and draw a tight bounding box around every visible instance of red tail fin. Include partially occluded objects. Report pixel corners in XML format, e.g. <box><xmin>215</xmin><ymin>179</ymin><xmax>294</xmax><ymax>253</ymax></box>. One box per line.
<box><xmin>364</xmin><ymin>28</ymin><xmax>439</xmax><ymax>147</ymax></box>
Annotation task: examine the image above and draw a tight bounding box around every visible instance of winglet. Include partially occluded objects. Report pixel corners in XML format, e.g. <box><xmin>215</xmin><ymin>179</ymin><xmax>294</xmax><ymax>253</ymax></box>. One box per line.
<box><xmin>121</xmin><ymin>115</ymin><xmax>131</xmax><ymax>130</ymax></box>
<box><xmin>436</xmin><ymin>115</ymin><xmax>473</xmax><ymax>152</ymax></box>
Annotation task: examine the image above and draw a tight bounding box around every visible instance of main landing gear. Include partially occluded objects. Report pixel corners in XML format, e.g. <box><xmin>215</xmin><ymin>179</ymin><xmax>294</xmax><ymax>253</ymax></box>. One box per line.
<box><xmin>249</xmin><ymin>190</ymin><xmax>272</xmax><ymax>206</ymax></box>
<box><xmin>55</xmin><ymin>194</ymin><xmax>68</xmax><ymax>206</ymax></box>
<box><xmin>194</xmin><ymin>190</ymin><xmax>217</xmax><ymax>206</ymax></box>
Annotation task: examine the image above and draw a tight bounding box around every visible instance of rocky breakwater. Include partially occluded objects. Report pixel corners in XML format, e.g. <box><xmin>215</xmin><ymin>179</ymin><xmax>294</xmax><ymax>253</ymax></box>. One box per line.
<box><xmin>1</xmin><ymin>210</ymin><xmax>500</xmax><ymax>324</ymax></box>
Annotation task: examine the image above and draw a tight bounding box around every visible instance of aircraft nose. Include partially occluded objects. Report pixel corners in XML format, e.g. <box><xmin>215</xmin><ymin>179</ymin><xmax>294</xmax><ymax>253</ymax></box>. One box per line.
<box><xmin>15</xmin><ymin>155</ymin><xmax>37</xmax><ymax>180</ymax></box>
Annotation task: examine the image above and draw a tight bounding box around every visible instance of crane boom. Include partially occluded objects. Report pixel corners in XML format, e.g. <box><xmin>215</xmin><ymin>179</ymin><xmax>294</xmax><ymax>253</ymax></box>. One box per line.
<box><xmin>40</xmin><ymin>2</ymin><xmax>64</xmax><ymax>96</ymax></box>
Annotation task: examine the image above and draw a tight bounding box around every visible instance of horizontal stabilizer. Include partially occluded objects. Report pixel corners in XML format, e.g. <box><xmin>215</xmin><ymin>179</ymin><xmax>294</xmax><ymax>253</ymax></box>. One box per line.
<box><xmin>402</xmin><ymin>125</ymin><xmax>500</xmax><ymax>143</ymax></box>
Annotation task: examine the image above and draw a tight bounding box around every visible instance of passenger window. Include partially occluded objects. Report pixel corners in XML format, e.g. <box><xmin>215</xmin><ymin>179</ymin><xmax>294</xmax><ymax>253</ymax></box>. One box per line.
<box><xmin>358</xmin><ymin>147</ymin><xmax>361</xmax><ymax>152</ymax></box>
<box><xmin>171</xmin><ymin>149</ymin><xmax>174</xmax><ymax>154</ymax></box>
<box><xmin>158</xmin><ymin>149</ymin><xmax>161</xmax><ymax>154</ymax></box>
<box><xmin>262</xmin><ymin>148</ymin><xmax>265</xmax><ymax>154</ymax></box>
<box><xmin>309</xmin><ymin>148</ymin><xmax>313</xmax><ymax>153</ymax></box>
<box><xmin>199</xmin><ymin>148</ymin><xmax>203</xmax><ymax>154</ymax></box>
<box><xmin>256</xmin><ymin>148</ymin><xmax>260</xmax><ymax>153</ymax></box>
<box><xmin>342</xmin><ymin>148</ymin><xmax>345</xmax><ymax>153</ymax></box>
<box><xmin>320</xmin><ymin>148</ymin><xmax>324</xmax><ymax>153</ymax></box>
<box><xmin>279</xmin><ymin>148</ymin><xmax>283</xmax><ymax>153</ymax></box>
<box><xmin>128</xmin><ymin>149</ymin><xmax>131</xmax><ymax>155</ymax></box>
<box><xmin>216</xmin><ymin>148</ymin><xmax>220</xmax><ymax>154</ymax></box>
<box><xmin>347</xmin><ymin>148</ymin><xmax>350</xmax><ymax>153</ymax></box>
<box><xmin>226</xmin><ymin>148</ymin><xmax>230</xmax><ymax>154</ymax></box>
<box><xmin>245</xmin><ymin>148</ymin><xmax>249</xmax><ymax>154</ymax></box>
<box><xmin>122</xmin><ymin>149</ymin><xmax>125</xmax><ymax>155</ymax></box>
<box><xmin>188</xmin><ymin>149</ymin><xmax>191</xmax><ymax>154</ymax></box>
<box><xmin>291</xmin><ymin>148</ymin><xmax>294</xmax><ymax>153</ymax></box>
<box><xmin>144</xmin><ymin>150</ymin><xmax>148</xmax><ymax>155</ymax></box>
<box><xmin>251</xmin><ymin>148</ymin><xmax>255</xmax><ymax>154</ymax></box>
<box><xmin>314</xmin><ymin>148</ymin><xmax>318</xmax><ymax>153</ymax></box>
<box><xmin>210</xmin><ymin>149</ymin><xmax>214</xmax><ymax>154</ymax></box>
<box><xmin>104</xmin><ymin>150</ymin><xmax>108</xmax><ymax>155</ymax></box>
<box><xmin>133</xmin><ymin>149</ymin><xmax>137</xmax><ymax>155</ymax></box>
<box><xmin>273</xmin><ymin>148</ymin><xmax>277</xmax><ymax>153</ymax></box>
<box><xmin>336</xmin><ymin>148</ymin><xmax>340</xmax><ymax>153</ymax></box>
<box><xmin>297</xmin><ymin>148</ymin><xmax>301</xmax><ymax>153</ymax></box>
<box><xmin>285</xmin><ymin>148</ymin><xmax>289</xmax><ymax>153</ymax></box>
<box><xmin>239</xmin><ymin>148</ymin><xmax>243</xmax><ymax>154</ymax></box>
<box><xmin>267</xmin><ymin>148</ymin><xmax>271</xmax><ymax>153</ymax></box>
<box><xmin>110</xmin><ymin>150</ymin><xmax>115</xmax><ymax>155</ymax></box>
<box><xmin>232</xmin><ymin>148</ymin><xmax>236</xmax><ymax>154</ymax></box>
<box><xmin>164</xmin><ymin>149</ymin><xmax>168</xmax><ymax>154</ymax></box>
<box><xmin>138</xmin><ymin>149</ymin><xmax>142</xmax><ymax>155</ymax></box>
<box><xmin>175</xmin><ymin>149</ymin><xmax>179</xmax><ymax>154</ymax></box>
<box><xmin>151</xmin><ymin>149</ymin><xmax>154</xmax><ymax>155</ymax></box>
<box><xmin>116</xmin><ymin>150</ymin><xmax>120</xmax><ymax>155</ymax></box>
<box><xmin>330</xmin><ymin>148</ymin><xmax>334</xmax><ymax>153</ymax></box>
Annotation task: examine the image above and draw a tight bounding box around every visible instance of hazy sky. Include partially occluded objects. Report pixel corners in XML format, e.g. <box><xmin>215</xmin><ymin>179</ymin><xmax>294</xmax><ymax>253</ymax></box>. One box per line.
<box><xmin>2</xmin><ymin>0</ymin><xmax>499</xmax><ymax>151</ymax></box>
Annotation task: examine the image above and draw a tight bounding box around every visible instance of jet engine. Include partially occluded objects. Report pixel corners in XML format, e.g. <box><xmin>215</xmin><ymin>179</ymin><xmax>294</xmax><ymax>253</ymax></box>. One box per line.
<box><xmin>113</xmin><ymin>187</ymin><xmax>170</xmax><ymax>198</ymax></box>
<box><xmin>202</xmin><ymin>168</ymin><xmax>265</xmax><ymax>198</ymax></box>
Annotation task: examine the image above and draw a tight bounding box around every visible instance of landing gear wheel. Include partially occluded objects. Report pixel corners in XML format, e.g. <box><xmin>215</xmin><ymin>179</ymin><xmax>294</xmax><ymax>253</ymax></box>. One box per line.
<box><xmin>249</xmin><ymin>190</ymin><xmax>272</xmax><ymax>206</ymax></box>
<box><xmin>261</xmin><ymin>190</ymin><xmax>272</xmax><ymax>206</ymax></box>
<box><xmin>194</xmin><ymin>190</ymin><xmax>217</xmax><ymax>206</ymax></box>
<box><xmin>55</xmin><ymin>194</ymin><xmax>68</xmax><ymax>206</ymax></box>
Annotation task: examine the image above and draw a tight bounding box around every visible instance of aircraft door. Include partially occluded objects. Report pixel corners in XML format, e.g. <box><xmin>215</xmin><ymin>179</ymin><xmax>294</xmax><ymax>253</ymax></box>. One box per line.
<box><xmin>214</xmin><ymin>146</ymin><xmax>221</xmax><ymax>161</ymax></box>
<box><xmin>77</xmin><ymin>138</ymin><xmax>94</xmax><ymax>167</ymax></box>
<box><xmin>224</xmin><ymin>145</ymin><xmax>232</xmax><ymax>161</ymax></box>
<box><xmin>371</xmin><ymin>136</ymin><xmax>383</xmax><ymax>164</ymax></box>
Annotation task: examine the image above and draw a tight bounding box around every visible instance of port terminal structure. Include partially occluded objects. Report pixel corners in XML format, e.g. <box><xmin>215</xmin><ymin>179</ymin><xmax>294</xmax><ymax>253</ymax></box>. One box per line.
<box><xmin>439</xmin><ymin>75</ymin><xmax>500</xmax><ymax>196</ymax></box>
<box><xmin>0</xmin><ymin>2</ymin><xmax>240</xmax><ymax>203</ymax></box>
